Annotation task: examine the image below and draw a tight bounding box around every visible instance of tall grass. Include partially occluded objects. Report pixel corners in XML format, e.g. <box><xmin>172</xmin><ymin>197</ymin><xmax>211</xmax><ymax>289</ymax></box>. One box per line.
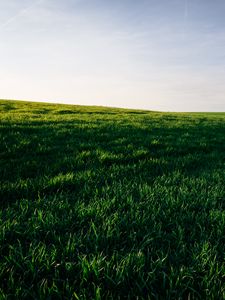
<box><xmin>0</xmin><ymin>99</ymin><xmax>225</xmax><ymax>299</ymax></box>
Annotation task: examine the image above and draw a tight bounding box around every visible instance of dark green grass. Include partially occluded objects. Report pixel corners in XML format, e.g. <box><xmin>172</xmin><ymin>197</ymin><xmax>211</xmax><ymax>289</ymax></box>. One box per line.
<box><xmin>0</xmin><ymin>99</ymin><xmax>225</xmax><ymax>299</ymax></box>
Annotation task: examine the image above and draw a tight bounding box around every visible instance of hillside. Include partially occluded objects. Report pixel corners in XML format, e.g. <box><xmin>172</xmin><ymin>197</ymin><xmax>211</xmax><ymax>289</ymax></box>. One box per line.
<box><xmin>0</xmin><ymin>99</ymin><xmax>225</xmax><ymax>299</ymax></box>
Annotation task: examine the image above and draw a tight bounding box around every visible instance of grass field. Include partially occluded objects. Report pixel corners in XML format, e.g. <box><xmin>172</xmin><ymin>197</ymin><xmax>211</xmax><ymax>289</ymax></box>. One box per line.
<box><xmin>0</xmin><ymin>99</ymin><xmax>225</xmax><ymax>299</ymax></box>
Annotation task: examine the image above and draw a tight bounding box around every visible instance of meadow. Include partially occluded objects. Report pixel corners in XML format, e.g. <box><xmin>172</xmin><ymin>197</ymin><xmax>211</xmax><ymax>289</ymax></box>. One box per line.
<box><xmin>0</xmin><ymin>99</ymin><xmax>225</xmax><ymax>299</ymax></box>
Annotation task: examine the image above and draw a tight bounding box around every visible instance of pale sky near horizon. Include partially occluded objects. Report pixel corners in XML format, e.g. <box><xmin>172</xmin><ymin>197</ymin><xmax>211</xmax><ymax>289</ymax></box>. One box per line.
<box><xmin>0</xmin><ymin>0</ymin><xmax>225</xmax><ymax>111</ymax></box>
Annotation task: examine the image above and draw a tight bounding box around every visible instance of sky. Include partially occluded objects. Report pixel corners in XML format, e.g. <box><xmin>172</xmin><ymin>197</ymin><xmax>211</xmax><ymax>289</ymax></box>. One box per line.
<box><xmin>0</xmin><ymin>0</ymin><xmax>225</xmax><ymax>112</ymax></box>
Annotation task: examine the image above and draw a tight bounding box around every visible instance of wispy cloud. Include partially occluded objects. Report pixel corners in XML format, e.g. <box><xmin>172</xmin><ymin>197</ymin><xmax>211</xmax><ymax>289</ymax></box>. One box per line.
<box><xmin>184</xmin><ymin>0</ymin><xmax>189</xmax><ymax>20</ymax></box>
<box><xmin>181</xmin><ymin>0</ymin><xmax>189</xmax><ymax>39</ymax></box>
<box><xmin>0</xmin><ymin>0</ymin><xmax>45</xmax><ymax>30</ymax></box>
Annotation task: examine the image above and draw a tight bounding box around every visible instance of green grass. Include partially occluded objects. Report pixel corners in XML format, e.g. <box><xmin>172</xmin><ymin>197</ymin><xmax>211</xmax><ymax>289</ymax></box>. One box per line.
<box><xmin>0</xmin><ymin>99</ymin><xmax>225</xmax><ymax>299</ymax></box>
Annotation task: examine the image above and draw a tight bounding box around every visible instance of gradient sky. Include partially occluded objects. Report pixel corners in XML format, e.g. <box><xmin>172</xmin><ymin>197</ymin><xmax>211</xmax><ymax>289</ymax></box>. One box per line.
<box><xmin>0</xmin><ymin>0</ymin><xmax>225</xmax><ymax>111</ymax></box>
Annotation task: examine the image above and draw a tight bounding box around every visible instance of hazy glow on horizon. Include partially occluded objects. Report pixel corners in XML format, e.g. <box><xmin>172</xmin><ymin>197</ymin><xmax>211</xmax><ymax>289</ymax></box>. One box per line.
<box><xmin>0</xmin><ymin>0</ymin><xmax>225</xmax><ymax>111</ymax></box>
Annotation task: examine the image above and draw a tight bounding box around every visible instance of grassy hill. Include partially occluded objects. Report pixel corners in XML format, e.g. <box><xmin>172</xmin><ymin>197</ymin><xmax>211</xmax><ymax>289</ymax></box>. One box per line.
<box><xmin>0</xmin><ymin>99</ymin><xmax>225</xmax><ymax>299</ymax></box>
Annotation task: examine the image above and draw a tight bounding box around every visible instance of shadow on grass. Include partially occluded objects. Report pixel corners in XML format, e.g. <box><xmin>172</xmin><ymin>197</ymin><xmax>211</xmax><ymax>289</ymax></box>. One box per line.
<box><xmin>0</xmin><ymin>114</ymin><xmax>224</xmax><ymax>207</ymax></box>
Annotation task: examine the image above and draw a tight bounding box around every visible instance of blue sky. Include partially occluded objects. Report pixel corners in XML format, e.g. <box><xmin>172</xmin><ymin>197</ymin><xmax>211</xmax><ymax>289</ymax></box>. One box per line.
<box><xmin>0</xmin><ymin>0</ymin><xmax>225</xmax><ymax>111</ymax></box>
